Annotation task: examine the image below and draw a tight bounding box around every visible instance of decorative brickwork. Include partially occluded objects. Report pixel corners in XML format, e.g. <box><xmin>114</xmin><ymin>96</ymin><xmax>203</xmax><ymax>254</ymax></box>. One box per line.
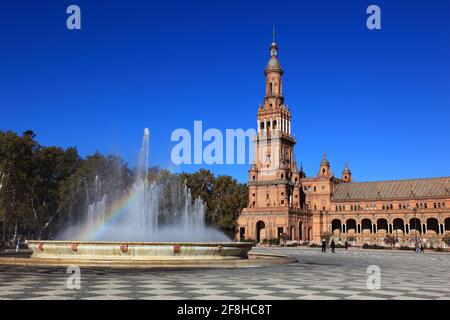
<box><xmin>236</xmin><ymin>36</ymin><xmax>450</xmax><ymax>247</ymax></box>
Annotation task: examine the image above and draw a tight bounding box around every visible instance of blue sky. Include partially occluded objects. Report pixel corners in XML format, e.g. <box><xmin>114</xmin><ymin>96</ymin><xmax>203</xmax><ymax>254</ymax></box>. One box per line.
<box><xmin>0</xmin><ymin>0</ymin><xmax>449</xmax><ymax>183</ymax></box>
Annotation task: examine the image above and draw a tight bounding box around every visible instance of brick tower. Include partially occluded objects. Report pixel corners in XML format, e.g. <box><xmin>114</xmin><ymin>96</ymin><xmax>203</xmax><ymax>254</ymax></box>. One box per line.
<box><xmin>237</xmin><ymin>30</ymin><xmax>310</xmax><ymax>243</ymax></box>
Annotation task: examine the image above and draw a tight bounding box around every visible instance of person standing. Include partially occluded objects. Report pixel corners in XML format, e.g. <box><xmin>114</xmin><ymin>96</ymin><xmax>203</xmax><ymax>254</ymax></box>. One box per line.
<box><xmin>420</xmin><ymin>244</ymin><xmax>425</xmax><ymax>254</ymax></box>
<box><xmin>15</xmin><ymin>236</ymin><xmax>21</xmax><ymax>253</ymax></box>
<box><xmin>344</xmin><ymin>240</ymin><xmax>349</xmax><ymax>251</ymax></box>
<box><xmin>330</xmin><ymin>239</ymin><xmax>336</xmax><ymax>253</ymax></box>
<box><xmin>321</xmin><ymin>240</ymin><xmax>327</xmax><ymax>253</ymax></box>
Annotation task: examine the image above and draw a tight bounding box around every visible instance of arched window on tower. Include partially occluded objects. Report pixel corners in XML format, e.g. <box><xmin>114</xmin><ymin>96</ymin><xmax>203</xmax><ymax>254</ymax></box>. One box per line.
<box><xmin>269</xmin><ymin>83</ymin><xmax>273</xmax><ymax>95</ymax></box>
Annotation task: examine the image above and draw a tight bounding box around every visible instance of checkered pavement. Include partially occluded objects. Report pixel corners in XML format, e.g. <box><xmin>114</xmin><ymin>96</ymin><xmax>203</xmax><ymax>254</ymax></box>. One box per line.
<box><xmin>0</xmin><ymin>248</ymin><xmax>449</xmax><ymax>300</ymax></box>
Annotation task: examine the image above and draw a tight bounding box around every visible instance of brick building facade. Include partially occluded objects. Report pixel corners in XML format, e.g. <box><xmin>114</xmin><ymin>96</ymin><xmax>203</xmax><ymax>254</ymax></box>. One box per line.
<box><xmin>236</xmin><ymin>37</ymin><xmax>450</xmax><ymax>247</ymax></box>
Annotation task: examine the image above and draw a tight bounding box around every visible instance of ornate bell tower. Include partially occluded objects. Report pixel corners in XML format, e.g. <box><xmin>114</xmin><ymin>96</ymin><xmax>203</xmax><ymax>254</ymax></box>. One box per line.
<box><xmin>238</xmin><ymin>29</ymin><xmax>307</xmax><ymax>243</ymax></box>
<box><xmin>251</xmin><ymin>28</ymin><xmax>296</xmax><ymax>184</ymax></box>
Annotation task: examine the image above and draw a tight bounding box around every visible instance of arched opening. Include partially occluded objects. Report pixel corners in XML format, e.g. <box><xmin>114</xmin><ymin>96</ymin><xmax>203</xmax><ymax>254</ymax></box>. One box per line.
<box><xmin>269</xmin><ymin>82</ymin><xmax>273</xmax><ymax>95</ymax></box>
<box><xmin>331</xmin><ymin>219</ymin><xmax>342</xmax><ymax>234</ymax></box>
<box><xmin>377</xmin><ymin>219</ymin><xmax>388</xmax><ymax>233</ymax></box>
<box><xmin>410</xmin><ymin>218</ymin><xmax>421</xmax><ymax>233</ymax></box>
<box><xmin>260</xmin><ymin>122</ymin><xmax>265</xmax><ymax>130</ymax></box>
<box><xmin>256</xmin><ymin>221</ymin><xmax>266</xmax><ymax>243</ymax></box>
<box><xmin>362</xmin><ymin>219</ymin><xmax>372</xmax><ymax>233</ymax></box>
<box><xmin>393</xmin><ymin>218</ymin><xmax>405</xmax><ymax>233</ymax></box>
<box><xmin>298</xmin><ymin>222</ymin><xmax>303</xmax><ymax>240</ymax></box>
<box><xmin>427</xmin><ymin>218</ymin><xmax>439</xmax><ymax>235</ymax></box>
<box><xmin>272</xmin><ymin>120</ymin><xmax>277</xmax><ymax>129</ymax></box>
<box><xmin>346</xmin><ymin>219</ymin><xmax>357</xmax><ymax>234</ymax></box>
<box><xmin>289</xmin><ymin>226</ymin><xmax>295</xmax><ymax>240</ymax></box>
<box><xmin>445</xmin><ymin>218</ymin><xmax>450</xmax><ymax>233</ymax></box>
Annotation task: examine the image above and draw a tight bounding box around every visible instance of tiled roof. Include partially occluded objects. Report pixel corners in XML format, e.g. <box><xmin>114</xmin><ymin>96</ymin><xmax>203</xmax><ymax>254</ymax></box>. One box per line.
<box><xmin>333</xmin><ymin>177</ymin><xmax>450</xmax><ymax>200</ymax></box>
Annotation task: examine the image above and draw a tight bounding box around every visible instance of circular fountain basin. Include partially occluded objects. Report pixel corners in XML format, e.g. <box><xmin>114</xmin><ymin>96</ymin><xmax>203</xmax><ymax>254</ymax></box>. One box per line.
<box><xmin>28</xmin><ymin>241</ymin><xmax>252</xmax><ymax>261</ymax></box>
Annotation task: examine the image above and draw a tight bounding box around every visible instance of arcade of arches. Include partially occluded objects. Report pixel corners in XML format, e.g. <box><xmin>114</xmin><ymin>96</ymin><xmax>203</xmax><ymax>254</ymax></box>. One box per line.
<box><xmin>329</xmin><ymin>217</ymin><xmax>450</xmax><ymax>246</ymax></box>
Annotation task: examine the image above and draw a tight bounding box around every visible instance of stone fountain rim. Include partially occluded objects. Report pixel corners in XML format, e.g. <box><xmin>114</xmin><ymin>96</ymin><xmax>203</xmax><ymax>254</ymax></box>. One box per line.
<box><xmin>0</xmin><ymin>253</ymin><xmax>296</xmax><ymax>269</ymax></box>
<box><xmin>27</xmin><ymin>240</ymin><xmax>253</xmax><ymax>247</ymax></box>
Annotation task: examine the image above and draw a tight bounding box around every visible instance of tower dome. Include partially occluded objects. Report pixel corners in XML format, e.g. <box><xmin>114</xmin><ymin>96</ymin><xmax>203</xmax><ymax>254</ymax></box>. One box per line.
<box><xmin>318</xmin><ymin>152</ymin><xmax>332</xmax><ymax>178</ymax></box>
<box><xmin>342</xmin><ymin>162</ymin><xmax>352</xmax><ymax>182</ymax></box>
<box><xmin>265</xmin><ymin>27</ymin><xmax>283</xmax><ymax>75</ymax></box>
<box><xmin>320</xmin><ymin>152</ymin><xmax>330</xmax><ymax>166</ymax></box>
<box><xmin>265</xmin><ymin>55</ymin><xmax>283</xmax><ymax>75</ymax></box>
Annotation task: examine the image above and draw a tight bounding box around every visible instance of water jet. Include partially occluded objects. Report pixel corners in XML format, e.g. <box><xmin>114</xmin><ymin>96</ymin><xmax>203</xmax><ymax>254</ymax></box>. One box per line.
<box><xmin>28</xmin><ymin>128</ymin><xmax>253</xmax><ymax>263</ymax></box>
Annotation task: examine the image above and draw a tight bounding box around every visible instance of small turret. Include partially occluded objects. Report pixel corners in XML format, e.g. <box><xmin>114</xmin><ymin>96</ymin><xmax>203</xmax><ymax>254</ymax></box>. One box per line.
<box><xmin>299</xmin><ymin>162</ymin><xmax>306</xmax><ymax>178</ymax></box>
<box><xmin>318</xmin><ymin>152</ymin><xmax>332</xmax><ymax>178</ymax></box>
<box><xmin>341</xmin><ymin>162</ymin><xmax>352</xmax><ymax>182</ymax></box>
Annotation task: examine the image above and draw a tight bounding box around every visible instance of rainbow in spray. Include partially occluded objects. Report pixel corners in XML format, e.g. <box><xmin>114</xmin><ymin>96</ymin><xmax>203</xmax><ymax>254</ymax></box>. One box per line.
<box><xmin>77</xmin><ymin>187</ymin><xmax>141</xmax><ymax>240</ymax></box>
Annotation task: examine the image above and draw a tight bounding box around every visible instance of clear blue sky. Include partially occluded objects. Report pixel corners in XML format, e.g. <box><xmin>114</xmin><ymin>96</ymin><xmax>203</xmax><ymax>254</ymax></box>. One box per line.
<box><xmin>1</xmin><ymin>0</ymin><xmax>449</xmax><ymax>183</ymax></box>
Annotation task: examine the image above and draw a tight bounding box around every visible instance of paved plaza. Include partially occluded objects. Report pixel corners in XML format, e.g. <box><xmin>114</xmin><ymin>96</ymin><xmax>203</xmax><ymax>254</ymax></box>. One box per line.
<box><xmin>0</xmin><ymin>248</ymin><xmax>449</xmax><ymax>300</ymax></box>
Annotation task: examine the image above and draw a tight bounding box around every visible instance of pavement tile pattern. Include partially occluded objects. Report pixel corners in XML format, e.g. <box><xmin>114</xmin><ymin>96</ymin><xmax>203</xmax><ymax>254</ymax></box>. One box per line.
<box><xmin>0</xmin><ymin>248</ymin><xmax>449</xmax><ymax>300</ymax></box>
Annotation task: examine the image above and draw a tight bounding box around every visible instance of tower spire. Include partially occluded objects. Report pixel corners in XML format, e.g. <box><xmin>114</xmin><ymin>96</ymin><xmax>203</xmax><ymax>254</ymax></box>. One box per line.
<box><xmin>270</xmin><ymin>26</ymin><xmax>278</xmax><ymax>57</ymax></box>
<box><xmin>272</xmin><ymin>25</ymin><xmax>276</xmax><ymax>43</ymax></box>
<box><xmin>266</xmin><ymin>27</ymin><xmax>282</xmax><ymax>74</ymax></box>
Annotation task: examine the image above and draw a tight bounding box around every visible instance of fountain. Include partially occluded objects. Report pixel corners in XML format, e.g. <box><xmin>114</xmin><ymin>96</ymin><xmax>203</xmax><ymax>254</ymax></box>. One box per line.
<box><xmin>27</xmin><ymin>128</ymin><xmax>253</xmax><ymax>263</ymax></box>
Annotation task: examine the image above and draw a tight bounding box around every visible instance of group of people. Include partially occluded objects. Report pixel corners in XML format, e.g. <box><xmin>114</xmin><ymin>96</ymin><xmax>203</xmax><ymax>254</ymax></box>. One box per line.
<box><xmin>319</xmin><ymin>238</ymin><xmax>427</xmax><ymax>253</ymax></box>
<box><xmin>415</xmin><ymin>242</ymin><xmax>425</xmax><ymax>253</ymax></box>
<box><xmin>321</xmin><ymin>239</ymin><xmax>349</xmax><ymax>253</ymax></box>
<box><xmin>0</xmin><ymin>236</ymin><xmax>26</xmax><ymax>254</ymax></box>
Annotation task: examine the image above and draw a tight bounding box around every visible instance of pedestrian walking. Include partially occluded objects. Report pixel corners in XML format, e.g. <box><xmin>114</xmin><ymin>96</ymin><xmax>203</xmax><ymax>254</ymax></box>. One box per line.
<box><xmin>420</xmin><ymin>244</ymin><xmax>425</xmax><ymax>253</ymax></box>
<box><xmin>15</xmin><ymin>236</ymin><xmax>21</xmax><ymax>253</ymax></box>
<box><xmin>344</xmin><ymin>240</ymin><xmax>349</xmax><ymax>251</ymax></box>
<box><xmin>321</xmin><ymin>240</ymin><xmax>327</xmax><ymax>253</ymax></box>
<box><xmin>330</xmin><ymin>239</ymin><xmax>336</xmax><ymax>253</ymax></box>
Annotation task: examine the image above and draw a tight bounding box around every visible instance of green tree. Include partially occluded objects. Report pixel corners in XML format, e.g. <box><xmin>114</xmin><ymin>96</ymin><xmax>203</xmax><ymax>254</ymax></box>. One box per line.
<box><xmin>58</xmin><ymin>152</ymin><xmax>132</xmax><ymax>231</ymax></box>
<box><xmin>180</xmin><ymin>169</ymin><xmax>248</xmax><ymax>237</ymax></box>
<box><xmin>0</xmin><ymin>131</ymin><xmax>37</xmax><ymax>240</ymax></box>
<box><xmin>441</xmin><ymin>235</ymin><xmax>450</xmax><ymax>247</ymax></box>
<box><xmin>25</xmin><ymin>146</ymin><xmax>80</xmax><ymax>239</ymax></box>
